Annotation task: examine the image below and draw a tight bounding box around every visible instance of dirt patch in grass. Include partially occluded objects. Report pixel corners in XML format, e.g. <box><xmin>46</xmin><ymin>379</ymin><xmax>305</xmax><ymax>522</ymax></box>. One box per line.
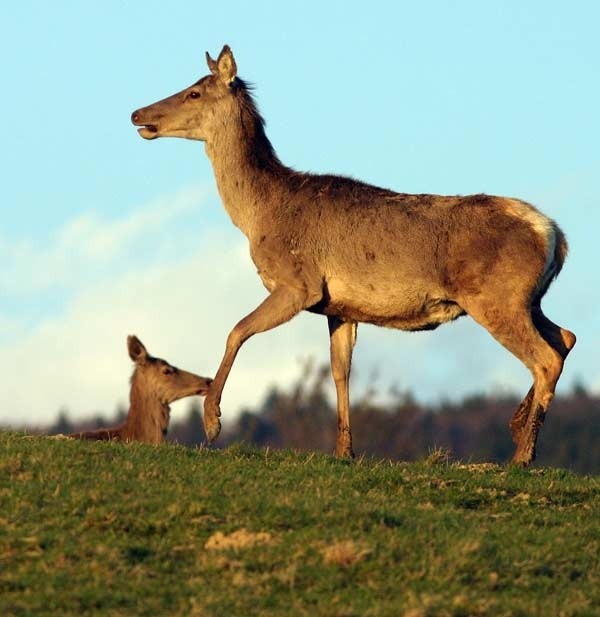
<box><xmin>205</xmin><ymin>528</ymin><xmax>274</xmax><ymax>551</ymax></box>
<box><xmin>321</xmin><ymin>539</ymin><xmax>371</xmax><ymax>567</ymax></box>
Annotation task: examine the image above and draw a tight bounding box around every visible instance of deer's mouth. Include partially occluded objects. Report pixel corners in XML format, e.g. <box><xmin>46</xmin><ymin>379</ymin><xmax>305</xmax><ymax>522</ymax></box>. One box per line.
<box><xmin>131</xmin><ymin>110</ymin><xmax>160</xmax><ymax>139</ymax></box>
<box><xmin>137</xmin><ymin>124</ymin><xmax>159</xmax><ymax>140</ymax></box>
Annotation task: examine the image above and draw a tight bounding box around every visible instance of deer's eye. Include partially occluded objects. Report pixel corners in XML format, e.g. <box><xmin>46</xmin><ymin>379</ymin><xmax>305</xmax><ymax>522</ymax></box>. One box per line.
<box><xmin>189</xmin><ymin>91</ymin><xmax>200</xmax><ymax>99</ymax></box>
<box><xmin>162</xmin><ymin>366</ymin><xmax>175</xmax><ymax>375</ymax></box>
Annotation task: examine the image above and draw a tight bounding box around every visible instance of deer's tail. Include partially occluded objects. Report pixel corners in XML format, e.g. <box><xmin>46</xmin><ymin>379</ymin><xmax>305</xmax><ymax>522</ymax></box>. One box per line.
<box><xmin>553</xmin><ymin>225</ymin><xmax>568</xmax><ymax>276</ymax></box>
<box><xmin>533</xmin><ymin>221</ymin><xmax>568</xmax><ymax>305</ymax></box>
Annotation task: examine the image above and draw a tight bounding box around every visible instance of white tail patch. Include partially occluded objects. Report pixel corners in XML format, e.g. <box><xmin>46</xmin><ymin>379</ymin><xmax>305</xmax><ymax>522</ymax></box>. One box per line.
<box><xmin>504</xmin><ymin>199</ymin><xmax>557</xmax><ymax>296</ymax></box>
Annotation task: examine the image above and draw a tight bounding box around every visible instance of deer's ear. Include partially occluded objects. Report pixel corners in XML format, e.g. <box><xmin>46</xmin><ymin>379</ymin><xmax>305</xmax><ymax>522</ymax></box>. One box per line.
<box><xmin>206</xmin><ymin>51</ymin><xmax>218</xmax><ymax>75</ymax></box>
<box><xmin>127</xmin><ymin>335</ymin><xmax>149</xmax><ymax>364</ymax></box>
<box><xmin>215</xmin><ymin>45</ymin><xmax>237</xmax><ymax>84</ymax></box>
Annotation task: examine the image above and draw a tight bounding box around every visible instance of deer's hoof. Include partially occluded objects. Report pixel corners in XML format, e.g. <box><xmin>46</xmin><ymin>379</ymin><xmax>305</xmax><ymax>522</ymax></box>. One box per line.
<box><xmin>334</xmin><ymin>444</ymin><xmax>355</xmax><ymax>459</ymax></box>
<box><xmin>511</xmin><ymin>443</ymin><xmax>535</xmax><ymax>468</ymax></box>
<box><xmin>203</xmin><ymin>397</ymin><xmax>222</xmax><ymax>443</ymax></box>
<box><xmin>204</xmin><ymin>418</ymin><xmax>221</xmax><ymax>443</ymax></box>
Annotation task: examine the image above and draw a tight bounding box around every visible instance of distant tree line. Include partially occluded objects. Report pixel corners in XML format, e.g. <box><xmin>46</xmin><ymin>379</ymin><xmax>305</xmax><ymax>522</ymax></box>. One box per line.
<box><xmin>42</xmin><ymin>364</ymin><xmax>600</xmax><ymax>474</ymax></box>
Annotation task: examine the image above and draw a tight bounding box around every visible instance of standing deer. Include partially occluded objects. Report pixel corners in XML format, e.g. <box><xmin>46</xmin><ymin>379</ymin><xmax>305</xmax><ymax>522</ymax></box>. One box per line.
<box><xmin>69</xmin><ymin>336</ymin><xmax>212</xmax><ymax>444</ymax></box>
<box><xmin>131</xmin><ymin>46</ymin><xmax>575</xmax><ymax>465</ymax></box>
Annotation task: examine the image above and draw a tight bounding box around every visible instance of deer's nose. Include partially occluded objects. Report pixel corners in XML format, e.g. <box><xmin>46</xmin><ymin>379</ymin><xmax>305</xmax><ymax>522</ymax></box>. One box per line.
<box><xmin>131</xmin><ymin>110</ymin><xmax>140</xmax><ymax>124</ymax></box>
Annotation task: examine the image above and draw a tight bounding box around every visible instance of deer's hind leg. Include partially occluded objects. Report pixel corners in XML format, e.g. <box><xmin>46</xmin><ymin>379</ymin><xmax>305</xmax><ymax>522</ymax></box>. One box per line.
<box><xmin>328</xmin><ymin>316</ymin><xmax>357</xmax><ymax>458</ymax></box>
<box><xmin>508</xmin><ymin>305</ymin><xmax>576</xmax><ymax>448</ymax></box>
<box><xmin>459</xmin><ymin>296</ymin><xmax>565</xmax><ymax>466</ymax></box>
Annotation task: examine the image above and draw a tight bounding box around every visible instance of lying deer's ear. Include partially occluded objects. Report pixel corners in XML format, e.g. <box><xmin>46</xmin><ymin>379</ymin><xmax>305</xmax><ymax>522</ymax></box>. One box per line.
<box><xmin>206</xmin><ymin>51</ymin><xmax>218</xmax><ymax>74</ymax></box>
<box><xmin>127</xmin><ymin>335</ymin><xmax>149</xmax><ymax>364</ymax></box>
<box><xmin>216</xmin><ymin>44</ymin><xmax>237</xmax><ymax>84</ymax></box>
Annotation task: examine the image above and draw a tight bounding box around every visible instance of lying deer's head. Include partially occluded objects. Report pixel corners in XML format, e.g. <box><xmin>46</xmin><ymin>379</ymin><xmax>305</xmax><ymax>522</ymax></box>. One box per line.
<box><xmin>131</xmin><ymin>45</ymin><xmax>238</xmax><ymax>142</ymax></box>
<box><xmin>127</xmin><ymin>335</ymin><xmax>212</xmax><ymax>405</ymax></box>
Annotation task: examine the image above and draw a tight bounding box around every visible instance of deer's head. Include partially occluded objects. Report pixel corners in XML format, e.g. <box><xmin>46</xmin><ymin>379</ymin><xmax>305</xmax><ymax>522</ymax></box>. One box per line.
<box><xmin>131</xmin><ymin>45</ymin><xmax>239</xmax><ymax>142</ymax></box>
<box><xmin>127</xmin><ymin>335</ymin><xmax>212</xmax><ymax>405</ymax></box>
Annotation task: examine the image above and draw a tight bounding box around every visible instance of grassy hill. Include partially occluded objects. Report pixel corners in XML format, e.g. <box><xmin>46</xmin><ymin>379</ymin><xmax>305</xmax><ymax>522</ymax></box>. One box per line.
<box><xmin>1</xmin><ymin>432</ymin><xmax>599</xmax><ymax>617</ymax></box>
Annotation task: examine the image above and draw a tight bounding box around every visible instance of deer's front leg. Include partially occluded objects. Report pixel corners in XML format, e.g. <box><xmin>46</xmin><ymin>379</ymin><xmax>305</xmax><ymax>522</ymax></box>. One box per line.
<box><xmin>328</xmin><ymin>316</ymin><xmax>358</xmax><ymax>458</ymax></box>
<box><xmin>204</xmin><ymin>285</ymin><xmax>321</xmax><ymax>442</ymax></box>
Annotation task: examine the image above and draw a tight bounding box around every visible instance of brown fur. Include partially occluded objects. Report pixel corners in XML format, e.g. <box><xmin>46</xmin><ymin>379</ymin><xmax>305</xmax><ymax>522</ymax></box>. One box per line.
<box><xmin>131</xmin><ymin>46</ymin><xmax>575</xmax><ymax>464</ymax></box>
<box><xmin>69</xmin><ymin>336</ymin><xmax>212</xmax><ymax>444</ymax></box>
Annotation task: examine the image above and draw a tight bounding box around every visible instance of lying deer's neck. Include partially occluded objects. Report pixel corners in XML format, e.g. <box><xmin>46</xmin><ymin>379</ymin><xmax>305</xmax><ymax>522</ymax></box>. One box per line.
<box><xmin>122</xmin><ymin>378</ymin><xmax>169</xmax><ymax>444</ymax></box>
<box><xmin>205</xmin><ymin>102</ymin><xmax>289</xmax><ymax>237</ymax></box>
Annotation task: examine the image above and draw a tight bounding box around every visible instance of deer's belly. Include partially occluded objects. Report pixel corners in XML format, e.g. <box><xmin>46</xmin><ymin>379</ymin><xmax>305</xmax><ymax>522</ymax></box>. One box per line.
<box><xmin>313</xmin><ymin>278</ymin><xmax>465</xmax><ymax>331</ymax></box>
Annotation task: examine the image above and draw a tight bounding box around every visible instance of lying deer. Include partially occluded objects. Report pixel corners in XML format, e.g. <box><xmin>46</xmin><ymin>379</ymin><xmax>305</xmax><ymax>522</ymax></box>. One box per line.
<box><xmin>131</xmin><ymin>46</ymin><xmax>575</xmax><ymax>465</ymax></box>
<box><xmin>68</xmin><ymin>335</ymin><xmax>212</xmax><ymax>444</ymax></box>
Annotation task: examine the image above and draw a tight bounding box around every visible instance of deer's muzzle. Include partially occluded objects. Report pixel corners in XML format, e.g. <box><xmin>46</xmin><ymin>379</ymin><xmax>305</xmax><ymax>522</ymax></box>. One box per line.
<box><xmin>131</xmin><ymin>110</ymin><xmax>159</xmax><ymax>140</ymax></box>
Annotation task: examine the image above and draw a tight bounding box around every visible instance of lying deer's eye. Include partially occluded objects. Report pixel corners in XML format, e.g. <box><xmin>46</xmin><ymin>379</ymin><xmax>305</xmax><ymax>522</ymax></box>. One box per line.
<box><xmin>162</xmin><ymin>366</ymin><xmax>175</xmax><ymax>375</ymax></box>
<box><xmin>189</xmin><ymin>91</ymin><xmax>200</xmax><ymax>99</ymax></box>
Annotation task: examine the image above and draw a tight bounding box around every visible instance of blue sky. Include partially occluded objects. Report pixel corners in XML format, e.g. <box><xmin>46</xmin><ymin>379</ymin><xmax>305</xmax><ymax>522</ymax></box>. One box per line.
<box><xmin>1</xmin><ymin>1</ymin><xmax>599</xmax><ymax>425</ymax></box>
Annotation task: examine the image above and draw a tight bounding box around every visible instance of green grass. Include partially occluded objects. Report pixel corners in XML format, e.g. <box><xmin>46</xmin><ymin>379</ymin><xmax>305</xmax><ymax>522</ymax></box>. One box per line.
<box><xmin>1</xmin><ymin>432</ymin><xmax>599</xmax><ymax>617</ymax></box>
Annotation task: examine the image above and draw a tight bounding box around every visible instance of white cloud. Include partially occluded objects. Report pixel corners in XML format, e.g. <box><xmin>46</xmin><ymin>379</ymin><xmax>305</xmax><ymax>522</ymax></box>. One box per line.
<box><xmin>0</xmin><ymin>185</ymin><xmax>208</xmax><ymax>295</ymax></box>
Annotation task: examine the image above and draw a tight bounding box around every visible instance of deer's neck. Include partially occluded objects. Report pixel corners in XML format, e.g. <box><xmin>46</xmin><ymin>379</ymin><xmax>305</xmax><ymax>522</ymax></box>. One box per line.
<box><xmin>122</xmin><ymin>379</ymin><xmax>169</xmax><ymax>444</ymax></box>
<box><xmin>205</xmin><ymin>105</ymin><xmax>289</xmax><ymax>237</ymax></box>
